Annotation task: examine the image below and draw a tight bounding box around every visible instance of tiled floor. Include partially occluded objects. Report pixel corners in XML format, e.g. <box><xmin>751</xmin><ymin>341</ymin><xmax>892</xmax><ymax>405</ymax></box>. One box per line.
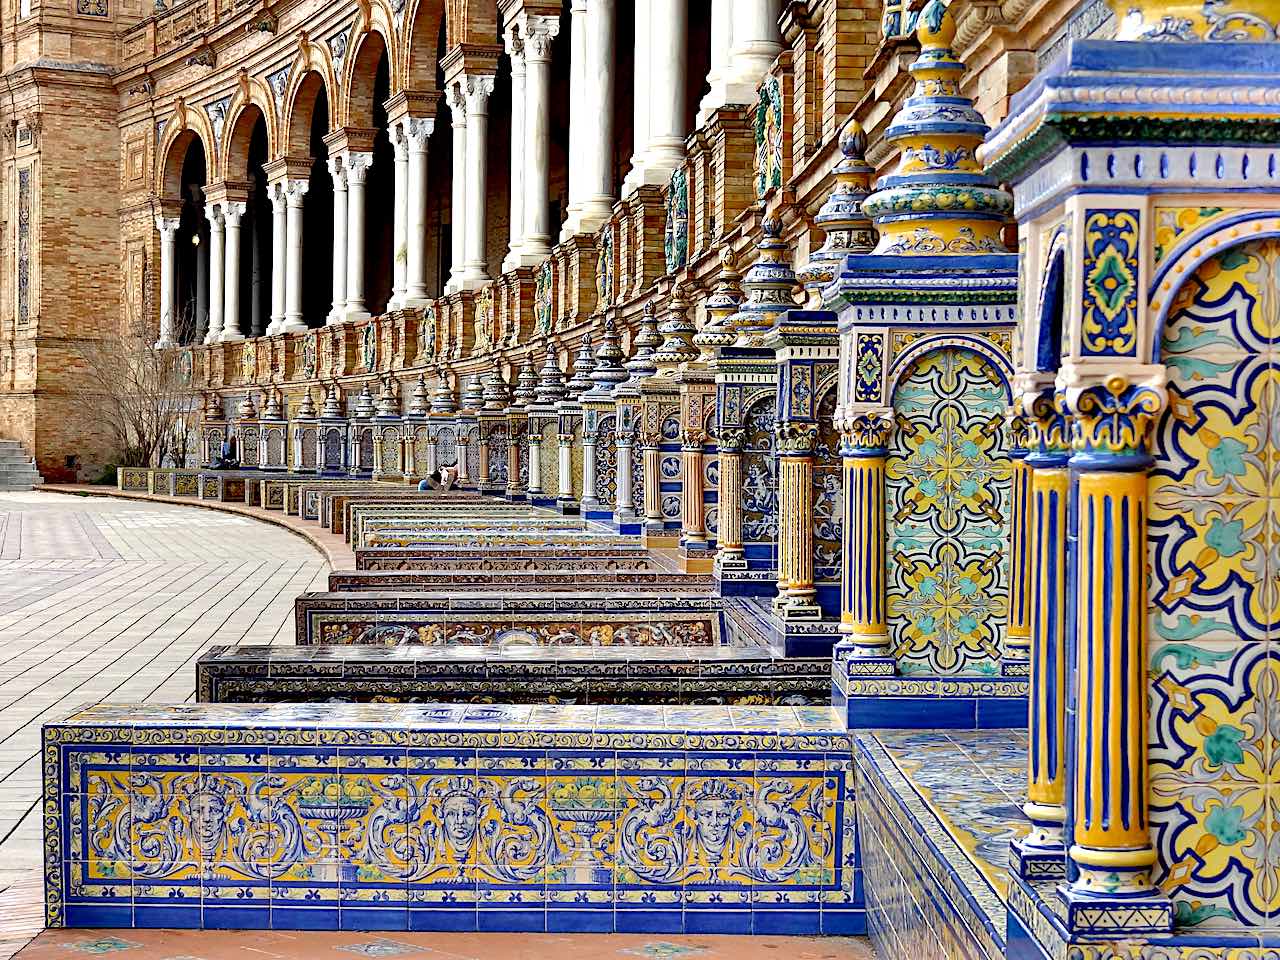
<box><xmin>14</xmin><ymin>930</ymin><xmax>875</xmax><ymax>959</ymax></box>
<box><xmin>0</xmin><ymin>491</ymin><xmax>330</xmax><ymax>958</ymax></box>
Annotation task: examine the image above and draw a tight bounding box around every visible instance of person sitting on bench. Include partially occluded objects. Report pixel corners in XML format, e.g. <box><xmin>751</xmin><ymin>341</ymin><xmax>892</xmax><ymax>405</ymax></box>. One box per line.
<box><xmin>417</xmin><ymin>466</ymin><xmax>458</xmax><ymax>491</ymax></box>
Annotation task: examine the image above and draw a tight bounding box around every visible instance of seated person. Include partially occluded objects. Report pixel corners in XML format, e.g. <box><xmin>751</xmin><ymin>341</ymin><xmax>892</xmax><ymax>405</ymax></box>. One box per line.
<box><xmin>417</xmin><ymin>466</ymin><xmax>459</xmax><ymax>491</ymax></box>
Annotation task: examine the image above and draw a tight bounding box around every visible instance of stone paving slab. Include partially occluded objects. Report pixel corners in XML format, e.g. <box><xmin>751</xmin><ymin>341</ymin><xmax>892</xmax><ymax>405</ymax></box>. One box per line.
<box><xmin>0</xmin><ymin>491</ymin><xmax>329</xmax><ymax>958</ymax></box>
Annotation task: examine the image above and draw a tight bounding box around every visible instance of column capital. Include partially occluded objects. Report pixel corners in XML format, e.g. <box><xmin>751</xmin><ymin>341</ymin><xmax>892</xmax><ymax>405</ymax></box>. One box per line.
<box><xmin>284</xmin><ymin>179</ymin><xmax>309</xmax><ymax>205</ymax></box>
<box><xmin>464</xmin><ymin>73</ymin><xmax>495</xmax><ymax>112</ymax></box>
<box><xmin>836</xmin><ymin>408</ymin><xmax>894</xmax><ymax>455</ymax></box>
<box><xmin>344</xmin><ymin>151</ymin><xmax>374</xmax><ymax>185</ymax></box>
<box><xmin>1063</xmin><ymin>372</ymin><xmax>1167</xmax><ymax>466</ymax></box>
<box><xmin>267</xmin><ymin>179</ymin><xmax>288</xmax><ymax>211</ymax></box>
<box><xmin>326</xmin><ymin>153</ymin><xmax>347</xmax><ymax>187</ymax></box>
<box><xmin>204</xmin><ymin>202</ymin><xmax>225</xmax><ymax>227</ymax></box>
<box><xmin>154</xmin><ymin>215</ymin><xmax>181</xmax><ymax>237</ymax></box>
<box><xmin>222</xmin><ymin>200</ymin><xmax>247</xmax><ymax>224</ymax></box>
<box><xmin>520</xmin><ymin>13</ymin><xmax>561</xmax><ymax>59</ymax></box>
<box><xmin>444</xmin><ymin>81</ymin><xmax>468</xmax><ymax>125</ymax></box>
<box><xmin>401</xmin><ymin>116</ymin><xmax>435</xmax><ymax>149</ymax></box>
<box><xmin>503</xmin><ymin>22</ymin><xmax>524</xmax><ymax>60</ymax></box>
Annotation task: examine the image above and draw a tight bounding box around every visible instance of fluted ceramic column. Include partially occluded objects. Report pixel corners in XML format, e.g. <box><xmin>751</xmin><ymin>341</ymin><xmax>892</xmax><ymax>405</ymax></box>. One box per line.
<box><xmin>204</xmin><ymin>204</ymin><xmax>225</xmax><ymax>344</ymax></box>
<box><xmin>404</xmin><ymin>118</ymin><xmax>433</xmax><ymax>307</ymax></box>
<box><xmin>561</xmin><ymin>0</ymin><xmax>589</xmax><ymax>240</ymax></box>
<box><xmin>1004</xmin><ymin>401</ymin><xmax>1033</xmax><ymax>669</ymax></box>
<box><xmin>773</xmin><ymin>423</ymin><xmax>820</xmax><ymax>619</ymax></box>
<box><xmin>389</xmin><ymin>125</ymin><xmax>409</xmax><ymax>309</ymax></box>
<box><xmin>713</xmin><ymin>429</ymin><xmax>746</xmax><ymax>571</ymax></box>
<box><xmin>460</xmin><ymin>75</ymin><xmax>495</xmax><ymax>289</ymax></box>
<box><xmin>445</xmin><ymin>84</ymin><xmax>467</xmax><ymax>294</ymax></box>
<box><xmin>265</xmin><ymin>182</ymin><xmax>286</xmax><ymax>334</ymax></box>
<box><xmin>220</xmin><ymin>201</ymin><xmax>246</xmax><ymax>342</ymax></box>
<box><xmin>557</xmin><ymin>431</ymin><xmax>574</xmax><ymax>502</ymax></box>
<box><xmin>615</xmin><ymin>432</ymin><xmax>635</xmax><ymax>519</ymax></box>
<box><xmin>344</xmin><ymin>152</ymin><xmax>373</xmax><ymax>322</ymax></box>
<box><xmin>624</xmin><ymin>0</ymin><xmax>651</xmax><ymax>194</ymax></box>
<box><xmin>1013</xmin><ymin>390</ymin><xmax>1069</xmax><ymax>880</ymax></box>
<box><xmin>581</xmin><ymin>429</ymin><xmax>599</xmax><ymax>510</ymax></box>
<box><xmin>154</xmin><ymin>216</ymin><xmax>180</xmax><ymax>347</ymax></box>
<box><xmin>579</xmin><ymin>0</ymin><xmax>615</xmax><ymax>229</ymax></box>
<box><xmin>282</xmin><ymin>180</ymin><xmax>309</xmax><ymax>332</ymax></box>
<box><xmin>837</xmin><ymin>412</ymin><xmax>893</xmax><ymax>660</ymax></box>
<box><xmin>642</xmin><ymin>0</ymin><xmax>688</xmax><ymax>185</ymax></box>
<box><xmin>520</xmin><ymin>17</ymin><xmax>560</xmax><ymax>265</ymax></box>
<box><xmin>506</xmin><ymin>430</ymin><xmax>522</xmax><ymax>498</ymax></box>
<box><xmin>503</xmin><ymin>26</ymin><xmax>527</xmax><ymax>272</ymax></box>
<box><xmin>527</xmin><ymin>426</ymin><xmax>544</xmax><ymax>495</ymax></box>
<box><xmin>326</xmin><ymin>156</ymin><xmax>348</xmax><ymax>325</ymax></box>
<box><xmin>1061</xmin><ymin>377</ymin><xmax>1172</xmax><ymax>936</ymax></box>
<box><xmin>642</xmin><ymin>441</ymin><xmax>662</xmax><ymax>529</ymax></box>
<box><xmin>680</xmin><ymin>443</ymin><xmax>707</xmax><ymax>547</ymax></box>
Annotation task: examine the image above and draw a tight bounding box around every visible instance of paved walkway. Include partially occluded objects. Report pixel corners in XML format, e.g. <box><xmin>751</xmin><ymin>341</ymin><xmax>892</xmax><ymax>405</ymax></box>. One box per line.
<box><xmin>0</xmin><ymin>491</ymin><xmax>329</xmax><ymax>959</ymax></box>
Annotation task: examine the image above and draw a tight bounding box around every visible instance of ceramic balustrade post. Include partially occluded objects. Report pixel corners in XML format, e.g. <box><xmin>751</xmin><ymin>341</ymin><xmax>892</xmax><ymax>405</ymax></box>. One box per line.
<box><xmin>615</xmin><ymin>431</ymin><xmax>635</xmax><ymax>519</ymax></box>
<box><xmin>773</xmin><ymin>422</ymin><xmax>821</xmax><ymax>619</ymax></box>
<box><xmin>1061</xmin><ymin>375</ymin><xmax>1172</xmax><ymax>936</ymax></box>
<box><xmin>1012</xmin><ymin>389</ymin><xmax>1071</xmax><ymax>879</ymax></box>
<box><xmin>642</xmin><ymin>437</ymin><xmax>662</xmax><ymax>529</ymax></box>
<box><xmin>478</xmin><ymin>431</ymin><xmax>491</xmax><ymax>485</ymax></box>
<box><xmin>557</xmin><ymin>431</ymin><xmax>575</xmax><ymax>503</ymax></box>
<box><xmin>581</xmin><ymin>430</ymin><xmax>600</xmax><ymax>511</ymax></box>
<box><xmin>713</xmin><ymin>429</ymin><xmax>746</xmax><ymax>571</ymax></box>
<box><xmin>527</xmin><ymin>427</ymin><xmax>544</xmax><ymax>496</ymax></box>
<box><xmin>835</xmin><ymin>411</ymin><xmax>893</xmax><ymax>664</ymax></box>
<box><xmin>456</xmin><ymin>436</ymin><xmax>471</xmax><ymax>482</ymax></box>
<box><xmin>680</xmin><ymin>441</ymin><xmax>707</xmax><ymax>547</ymax></box>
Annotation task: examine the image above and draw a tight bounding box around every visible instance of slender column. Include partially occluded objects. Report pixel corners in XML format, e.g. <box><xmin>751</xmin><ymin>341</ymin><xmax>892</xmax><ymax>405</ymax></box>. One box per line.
<box><xmin>724</xmin><ymin>0</ymin><xmax>783</xmax><ymax>100</ymax></box>
<box><xmin>458</xmin><ymin>75</ymin><xmax>495</xmax><ymax>288</ymax></box>
<box><xmin>1061</xmin><ymin>377</ymin><xmax>1172</xmax><ymax>936</ymax></box>
<box><xmin>219</xmin><ymin>201</ymin><xmax>246</xmax><ymax>342</ymax></box>
<box><xmin>282</xmin><ymin>180</ymin><xmax>309</xmax><ymax>332</ymax></box>
<box><xmin>506</xmin><ymin>429</ymin><xmax>522</xmax><ymax>498</ymax></box>
<box><xmin>203</xmin><ymin>204</ymin><xmax>225</xmax><ymax>344</ymax></box>
<box><xmin>623</xmin><ymin>0</ymin><xmax>651</xmax><ymax>194</ymax></box>
<box><xmin>444</xmin><ymin>84</ymin><xmax>467</xmax><ymax>294</ymax></box>
<box><xmin>503</xmin><ymin>27</ymin><xmax>527</xmax><ymax>272</ymax></box>
<box><xmin>456</xmin><ymin>436</ymin><xmax>471</xmax><ymax>482</ymax></box>
<box><xmin>266</xmin><ymin>183</ymin><xmax>287</xmax><ymax>334</ymax></box>
<box><xmin>1004</xmin><ymin>400</ymin><xmax>1033</xmax><ymax>669</ymax></box>
<box><xmin>195</xmin><ymin>221</ymin><xmax>209</xmax><ymax>340</ymax></box>
<box><xmin>836</xmin><ymin>412</ymin><xmax>893</xmax><ymax>660</ymax></box>
<box><xmin>154</xmin><ymin>216</ymin><xmax>180</xmax><ymax>347</ymax></box>
<box><xmin>557</xmin><ymin>431</ymin><xmax>574</xmax><ymax>501</ymax></box>
<box><xmin>1013</xmin><ymin>390</ymin><xmax>1069</xmax><ymax>879</ymax></box>
<box><xmin>640</xmin><ymin>0</ymin><xmax>688</xmax><ymax>186</ymax></box>
<box><xmin>426</xmin><ymin>432</ymin><xmax>438</xmax><ymax>474</ymax></box>
<box><xmin>713</xmin><ymin>430</ymin><xmax>746</xmax><ymax>571</ymax></box>
<box><xmin>519</xmin><ymin>17</ymin><xmax>560</xmax><ymax>265</ymax></box>
<box><xmin>344</xmin><ymin>152</ymin><xmax>373</xmax><ymax>322</ymax></box>
<box><xmin>773</xmin><ymin>423</ymin><xmax>821</xmax><ymax>619</ymax></box>
<box><xmin>403</xmin><ymin>118</ymin><xmax>434</xmax><ymax>307</ymax></box>
<box><xmin>578</xmin><ymin>0</ymin><xmax>616</xmax><ymax>229</ymax></box>
<box><xmin>615</xmin><ymin>432</ymin><xmax>635</xmax><ymax>518</ymax></box>
<box><xmin>527</xmin><ymin>426</ymin><xmax>544</xmax><ymax>495</ymax></box>
<box><xmin>389</xmin><ymin>124</ymin><xmax>409</xmax><ymax>309</ymax></box>
<box><xmin>697</xmin><ymin>0</ymin><xmax>733</xmax><ymax>125</ymax></box>
<box><xmin>680</xmin><ymin>444</ymin><xmax>707</xmax><ymax>547</ymax></box>
<box><xmin>642</xmin><ymin>441</ymin><xmax>662</xmax><ymax>529</ymax></box>
<box><xmin>478</xmin><ymin>431</ymin><xmax>491</xmax><ymax>485</ymax></box>
<box><xmin>249</xmin><ymin>209</ymin><xmax>265</xmax><ymax>336</ymax></box>
<box><xmin>581</xmin><ymin>430</ymin><xmax>600</xmax><ymax>510</ymax></box>
<box><xmin>561</xmin><ymin>0</ymin><xmax>589</xmax><ymax>240</ymax></box>
<box><xmin>326</xmin><ymin>156</ymin><xmax>348</xmax><ymax>324</ymax></box>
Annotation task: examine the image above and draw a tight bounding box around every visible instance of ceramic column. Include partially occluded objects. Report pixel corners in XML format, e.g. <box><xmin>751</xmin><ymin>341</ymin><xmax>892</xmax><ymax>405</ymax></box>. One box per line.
<box><xmin>154</xmin><ymin>216</ymin><xmax>180</xmax><ymax>347</ymax></box>
<box><xmin>1013</xmin><ymin>389</ymin><xmax>1069</xmax><ymax>879</ymax></box>
<box><xmin>220</xmin><ymin>201</ymin><xmax>246</xmax><ymax>342</ymax></box>
<box><xmin>773</xmin><ymin>423</ymin><xmax>820</xmax><ymax>619</ymax></box>
<box><xmin>557</xmin><ymin>430</ymin><xmax>574</xmax><ymax>502</ymax></box>
<box><xmin>1061</xmin><ymin>377</ymin><xmax>1172</xmax><ymax>936</ymax></box>
<box><xmin>623</xmin><ymin>0</ymin><xmax>650</xmax><ymax>194</ymax></box>
<box><xmin>460</xmin><ymin>75</ymin><xmax>495</xmax><ymax>288</ymax></box>
<box><xmin>389</xmin><ymin>124</ymin><xmax>410</xmax><ymax>309</ymax></box>
<box><xmin>204</xmin><ymin>203</ymin><xmax>225</xmax><ymax>343</ymax></box>
<box><xmin>282</xmin><ymin>180</ymin><xmax>309</xmax><ymax>332</ymax></box>
<box><xmin>520</xmin><ymin>17</ymin><xmax>560</xmax><ymax>265</ymax></box>
<box><xmin>445</xmin><ymin>84</ymin><xmax>467</xmax><ymax>294</ymax></box>
<box><xmin>478</xmin><ymin>431</ymin><xmax>491</xmax><ymax>485</ymax></box>
<box><xmin>344</xmin><ymin>152</ymin><xmax>373</xmax><ymax>322</ymax></box>
<box><xmin>1004</xmin><ymin>399</ymin><xmax>1033</xmax><ymax>669</ymax></box>
<box><xmin>642</xmin><ymin>440</ymin><xmax>662</xmax><ymax>529</ymax></box>
<box><xmin>713</xmin><ymin>429</ymin><xmax>746</xmax><ymax>571</ymax></box>
<box><xmin>837</xmin><ymin>411</ymin><xmax>893</xmax><ymax>661</ymax></box>
<box><xmin>680</xmin><ymin>443</ymin><xmax>707</xmax><ymax>547</ymax></box>
<box><xmin>581</xmin><ymin>428</ymin><xmax>599</xmax><ymax>510</ymax></box>
<box><xmin>404</xmin><ymin>118</ymin><xmax>434</xmax><ymax>307</ymax></box>
<box><xmin>579</xmin><ymin>0</ymin><xmax>615</xmax><ymax>230</ymax></box>
<box><xmin>265</xmin><ymin>182</ymin><xmax>287</xmax><ymax>334</ymax></box>
<box><xmin>527</xmin><ymin>425</ymin><xmax>544</xmax><ymax>496</ymax></box>
<box><xmin>503</xmin><ymin>26</ymin><xmax>527</xmax><ymax>271</ymax></box>
<box><xmin>615</xmin><ymin>430</ymin><xmax>635</xmax><ymax>519</ymax></box>
<box><xmin>326</xmin><ymin>156</ymin><xmax>348</xmax><ymax>325</ymax></box>
<box><xmin>457</xmin><ymin>436</ymin><xmax>471</xmax><ymax>482</ymax></box>
<box><xmin>506</xmin><ymin>430</ymin><xmax>522</xmax><ymax>498</ymax></box>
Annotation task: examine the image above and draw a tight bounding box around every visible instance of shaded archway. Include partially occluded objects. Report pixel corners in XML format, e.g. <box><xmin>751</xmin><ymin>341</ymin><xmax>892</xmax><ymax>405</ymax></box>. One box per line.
<box><xmin>171</xmin><ymin>136</ymin><xmax>208</xmax><ymax>344</ymax></box>
<box><xmin>349</xmin><ymin>31</ymin><xmax>394</xmax><ymax>316</ymax></box>
<box><xmin>290</xmin><ymin>71</ymin><xmax>335</xmax><ymax>327</ymax></box>
<box><xmin>225</xmin><ymin>104</ymin><xmax>271</xmax><ymax>336</ymax></box>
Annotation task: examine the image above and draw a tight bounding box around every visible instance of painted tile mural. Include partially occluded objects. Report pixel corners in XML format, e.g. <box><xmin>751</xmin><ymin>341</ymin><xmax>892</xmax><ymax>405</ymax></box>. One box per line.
<box><xmin>885</xmin><ymin>348</ymin><xmax>1011</xmax><ymax>675</ymax></box>
<box><xmin>45</xmin><ymin>704</ymin><xmax>858</xmax><ymax>934</ymax></box>
<box><xmin>1148</xmin><ymin>238</ymin><xmax>1280</xmax><ymax>930</ymax></box>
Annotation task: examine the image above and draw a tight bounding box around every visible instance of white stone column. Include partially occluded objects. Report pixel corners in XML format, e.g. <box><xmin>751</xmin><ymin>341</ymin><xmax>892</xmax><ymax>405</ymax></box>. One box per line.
<box><xmin>266</xmin><ymin>182</ymin><xmax>287</xmax><ymax>334</ymax></box>
<box><xmin>615</xmin><ymin>435</ymin><xmax>634</xmax><ymax>517</ymax></box>
<box><xmin>389</xmin><ymin>125</ymin><xmax>409</xmax><ymax>309</ymax></box>
<box><xmin>503</xmin><ymin>27</ymin><xmax>527</xmax><ymax>272</ymax></box>
<box><xmin>723</xmin><ymin>0</ymin><xmax>783</xmax><ymax>103</ymax></box>
<box><xmin>460</xmin><ymin>74</ymin><xmax>495</xmax><ymax>289</ymax></box>
<box><xmin>579</xmin><ymin>0</ymin><xmax>615</xmax><ymax>231</ymax></box>
<box><xmin>445</xmin><ymin>84</ymin><xmax>467</xmax><ymax>295</ymax></box>
<box><xmin>344</xmin><ymin>152</ymin><xmax>373</xmax><ymax>322</ymax></box>
<box><xmin>282</xmin><ymin>179</ymin><xmax>309</xmax><ymax>332</ymax></box>
<box><xmin>642</xmin><ymin>0</ymin><xmax>688</xmax><ymax>186</ymax></box>
<box><xmin>697</xmin><ymin>0</ymin><xmax>733</xmax><ymax>126</ymax></box>
<box><xmin>204</xmin><ymin>204</ymin><xmax>225</xmax><ymax>344</ymax></box>
<box><xmin>623</xmin><ymin>0</ymin><xmax>651</xmax><ymax>196</ymax></box>
<box><xmin>220</xmin><ymin>201</ymin><xmax>247</xmax><ymax>342</ymax></box>
<box><xmin>326</xmin><ymin>155</ymin><xmax>348</xmax><ymax>325</ymax></box>
<box><xmin>519</xmin><ymin>16</ymin><xmax>560</xmax><ymax>265</ymax></box>
<box><xmin>558</xmin><ymin>433</ymin><xmax>573</xmax><ymax>500</ymax></box>
<box><xmin>561</xmin><ymin>0</ymin><xmax>589</xmax><ymax>241</ymax></box>
<box><xmin>195</xmin><ymin>224</ymin><xmax>209</xmax><ymax>339</ymax></box>
<box><xmin>404</xmin><ymin>118</ymin><xmax>433</xmax><ymax>307</ymax></box>
<box><xmin>154</xmin><ymin>216</ymin><xmax>180</xmax><ymax>347</ymax></box>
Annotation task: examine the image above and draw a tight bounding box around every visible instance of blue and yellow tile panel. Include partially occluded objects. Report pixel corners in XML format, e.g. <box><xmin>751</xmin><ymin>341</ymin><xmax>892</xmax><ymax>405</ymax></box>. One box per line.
<box><xmin>833</xmin><ymin>658</ymin><xmax>1028</xmax><ymax>729</ymax></box>
<box><xmin>44</xmin><ymin>703</ymin><xmax>861</xmax><ymax>935</ymax></box>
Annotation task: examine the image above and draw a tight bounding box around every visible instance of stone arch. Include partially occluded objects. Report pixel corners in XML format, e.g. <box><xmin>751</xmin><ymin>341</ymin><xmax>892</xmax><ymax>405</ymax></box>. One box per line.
<box><xmin>445</xmin><ymin>0</ymin><xmax>498</xmax><ymax>47</ymax></box>
<box><xmin>284</xmin><ymin>67</ymin><xmax>335</xmax><ymax>158</ymax></box>
<box><xmin>222</xmin><ymin>100</ymin><xmax>273</xmax><ymax>183</ymax></box>
<box><xmin>401</xmin><ymin>0</ymin><xmax>446</xmax><ymax>94</ymax></box>
<box><xmin>343</xmin><ymin>25</ymin><xmax>396</xmax><ymax>126</ymax></box>
<box><xmin>158</xmin><ymin>119</ymin><xmax>213</xmax><ymax>200</ymax></box>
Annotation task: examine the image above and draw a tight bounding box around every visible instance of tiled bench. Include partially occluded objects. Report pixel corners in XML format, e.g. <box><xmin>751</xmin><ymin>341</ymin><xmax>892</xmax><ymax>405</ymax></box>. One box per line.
<box><xmin>354</xmin><ymin>547</ymin><xmax>654</xmax><ymax>572</ymax></box>
<box><xmin>326</xmin><ymin>570</ymin><xmax>712</xmax><ymax>593</ymax></box>
<box><xmin>44</xmin><ymin>702</ymin><xmax>861</xmax><ymax>934</ymax></box>
<box><xmin>195</xmin><ymin>644</ymin><xmax>829</xmax><ymax>705</ymax></box>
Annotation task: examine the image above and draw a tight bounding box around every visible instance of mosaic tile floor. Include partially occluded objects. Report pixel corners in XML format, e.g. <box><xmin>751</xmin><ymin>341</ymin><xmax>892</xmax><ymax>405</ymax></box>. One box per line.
<box><xmin>12</xmin><ymin>930</ymin><xmax>875</xmax><ymax>959</ymax></box>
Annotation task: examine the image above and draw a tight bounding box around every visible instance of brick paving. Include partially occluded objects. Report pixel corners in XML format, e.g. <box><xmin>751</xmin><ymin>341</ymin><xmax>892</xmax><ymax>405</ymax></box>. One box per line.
<box><xmin>0</xmin><ymin>491</ymin><xmax>329</xmax><ymax>959</ymax></box>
